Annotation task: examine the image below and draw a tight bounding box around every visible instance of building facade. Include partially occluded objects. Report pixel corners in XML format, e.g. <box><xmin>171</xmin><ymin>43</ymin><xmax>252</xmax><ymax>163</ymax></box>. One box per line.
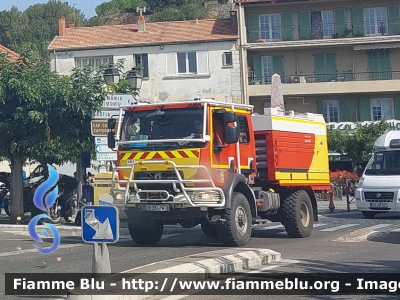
<box><xmin>236</xmin><ymin>0</ymin><xmax>400</xmax><ymax>124</ymax></box>
<box><xmin>48</xmin><ymin>16</ymin><xmax>242</xmax><ymax>103</ymax></box>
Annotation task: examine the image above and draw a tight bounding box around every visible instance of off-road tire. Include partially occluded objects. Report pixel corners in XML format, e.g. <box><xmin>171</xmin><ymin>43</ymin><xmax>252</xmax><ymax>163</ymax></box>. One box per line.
<box><xmin>4</xmin><ymin>199</ymin><xmax>10</xmax><ymax>216</ymax></box>
<box><xmin>217</xmin><ymin>192</ymin><xmax>252</xmax><ymax>247</ymax></box>
<box><xmin>200</xmin><ymin>219</ymin><xmax>218</xmax><ymax>238</ymax></box>
<box><xmin>128</xmin><ymin>219</ymin><xmax>164</xmax><ymax>246</ymax></box>
<box><xmin>362</xmin><ymin>211</ymin><xmax>376</xmax><ymax>219</ymax></box>
<box><xmin>280</xmin><ymin>190</ymin><xmax>313</xmax><ymax>238</ymax></box>
<box><xmin>49</xmin><ymin>206</ymin><xmax>62</xmax><ymax>224</ymax></box>
<box><xmin>75</xmin><ymin>211</ymin><xmax>82</xmax><ymax>226</ymax></box>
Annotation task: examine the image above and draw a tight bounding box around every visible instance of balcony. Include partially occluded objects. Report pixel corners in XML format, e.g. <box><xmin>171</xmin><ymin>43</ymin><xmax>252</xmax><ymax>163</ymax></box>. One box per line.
<box><xmin>248</xmin><ymin>71</ymin><xmax>400</xmax><ymax>96</ymax></box>
<box><xmin>246</xmin><ymin>21</ymin><xmax>400</xmax><ymax>49</ymax></box>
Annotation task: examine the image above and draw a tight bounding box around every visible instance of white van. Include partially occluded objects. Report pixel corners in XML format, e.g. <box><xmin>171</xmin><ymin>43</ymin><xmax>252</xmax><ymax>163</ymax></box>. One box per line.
<box><xmin>356</xmin><ymin>131</ymin><xmax>400</xmax><ymax>218</ymax></box>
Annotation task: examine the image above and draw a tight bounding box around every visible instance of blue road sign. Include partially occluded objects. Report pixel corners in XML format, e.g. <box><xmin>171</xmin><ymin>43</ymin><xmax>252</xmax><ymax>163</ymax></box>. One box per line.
<box><xmin>81</xmin><ymin>206</ymin><xmax>119</xmax><ymax>243</ymax></box>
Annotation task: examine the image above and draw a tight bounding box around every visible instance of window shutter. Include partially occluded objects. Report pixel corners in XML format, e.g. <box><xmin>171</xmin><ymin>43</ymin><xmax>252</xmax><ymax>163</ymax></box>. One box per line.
<box><xmin>351</xmin><ymin>7</ymin><xmax>364</xmax><ymax>36</ymax></box>
<box><xmin>196</xmin><ymin>51</ymin><xmax>209</xmax><ymax>74</ymax></box>
<box><xmin>272</xmin><ymin>55</ymin><xmax>284</xmax><ymax>81</ymax></box>
<box><xmin>334</xmin><ymin>8</ymin><xmax>346</xmax><ymax>37</ymax></box>
<box><xmin>325</xmin><ymin>53</ymin><xmax>337</xmax><ymax>80</ymax></box>
<box><xmin>281</xmin><ymin>12</ymin><xmax>293</xmax><ymax>41</ymax></box>
<box><xmin>359</xmin><ymin>98</ymin><xmax>371</xmax><ymax>121</ymax></box>
<box><xmin>394</xmin><ymin>96</ymin><xmax>400</xmax><ymax>119</ymax></box>
<box><xmin>339</xmin><ymin>99</ymin><xmax>352</xmax><ymax>122</ymax></box>
<box><xmin>388</xmin><ymin>6</ymin><xmax>400</xmax><ymax>35</ymax></box>
<box><xmin>298</xmin><ymin>11</ymin><xmax>311</xmax><ymax>39</ymax></box>
<box><xmin>166</xmin><ymin>52</ymin><xmax>177</xmax><ymax>75</ymax></box>
<box><xmin>316</xmin><ymin>99</ymin><xmax>323</xmax><ymax>114</ymax></box>
<box><xmin>252</xmin><ymin>55</ymin><xmax>262</xmax><ymax>79</ymax></box>
<box><xmin>142</xmin><ymin>54</ymin><xmax>149</xmax><ymax>77</ymax></box>
<box><xmin>313</xmin><ymin>53</ymin><xmax>325</xmax><ymax>82</ymax></box>
<box><xmin>247</xmin><ymin>14</ymin><xmax>259</xmax><ymax>43</ymax></box>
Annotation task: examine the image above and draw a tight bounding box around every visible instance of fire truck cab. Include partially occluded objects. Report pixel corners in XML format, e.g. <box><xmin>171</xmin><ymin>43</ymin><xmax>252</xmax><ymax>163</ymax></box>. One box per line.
<box><xmin>107</xmin><ymin>99</ymin><xmax>330</xmax><ymax>247</ymax></box>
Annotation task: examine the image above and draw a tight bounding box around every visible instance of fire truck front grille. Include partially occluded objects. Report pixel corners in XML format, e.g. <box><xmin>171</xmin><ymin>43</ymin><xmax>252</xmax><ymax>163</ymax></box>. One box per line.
<box><xmin>132</xmin><ymin>171</ymin><xmax>185</xmax><ymax>195</ymax></box>
<box><xmin>364</xmin><ymin>192</ymin><xmax>394</xmax><ymax>202</ymax></box>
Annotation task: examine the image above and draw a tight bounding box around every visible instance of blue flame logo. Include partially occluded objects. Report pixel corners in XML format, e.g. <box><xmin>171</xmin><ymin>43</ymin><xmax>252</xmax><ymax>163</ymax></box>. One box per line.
<box><xmin>27</xmin><ymin>164</ymin><xmax>61</xmax><ymax>255</ymax></box>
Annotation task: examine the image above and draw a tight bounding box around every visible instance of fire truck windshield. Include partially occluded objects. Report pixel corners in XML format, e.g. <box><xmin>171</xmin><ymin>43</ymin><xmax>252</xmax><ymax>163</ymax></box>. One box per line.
<box><xmin>120</xmin><ymin>108</ymin><xmax>206</xmax><ymax>150</ymax></box>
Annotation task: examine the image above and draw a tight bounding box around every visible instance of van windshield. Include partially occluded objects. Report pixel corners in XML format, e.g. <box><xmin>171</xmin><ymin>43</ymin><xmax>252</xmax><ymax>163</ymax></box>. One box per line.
<box><xmin>120</xmin><ymin>107</ymin><xmax>206</xmax><ymax>150</ymax></box>
<box><xmin>365</xmin><ymin>151</ymin><xmax>400</xmax><ymax>175</ymax></box>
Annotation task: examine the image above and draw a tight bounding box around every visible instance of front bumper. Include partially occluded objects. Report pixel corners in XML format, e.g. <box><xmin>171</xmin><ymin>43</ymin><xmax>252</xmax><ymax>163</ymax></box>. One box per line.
<box><xmin>356</xmin><ymin>188</ymin><xmax>400</xmax><ymax>211</ymax></box>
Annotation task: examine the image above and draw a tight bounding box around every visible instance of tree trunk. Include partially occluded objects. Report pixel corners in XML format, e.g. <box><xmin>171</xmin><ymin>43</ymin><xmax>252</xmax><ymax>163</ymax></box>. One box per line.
<box><xmin>9</xmin><ymin>156</ymin><xmax>25</xmax><ymax>224</ymax></box>
<box><xmin>76</xmin><ymin>156</ymin><xmax>83</xmax><ymax>202</ymax></box>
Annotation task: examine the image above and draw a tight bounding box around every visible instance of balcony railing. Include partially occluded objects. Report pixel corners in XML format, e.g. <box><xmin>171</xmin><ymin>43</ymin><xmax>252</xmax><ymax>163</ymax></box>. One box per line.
<box><xmin>247</xmin><ymin>20</ymin><xmax>400</xmax><ymax>43</ymax></box>
<box><xmin>248</xmin><ymin>71</ymin><xmax>400</xmax><ymax>85</ymax></box>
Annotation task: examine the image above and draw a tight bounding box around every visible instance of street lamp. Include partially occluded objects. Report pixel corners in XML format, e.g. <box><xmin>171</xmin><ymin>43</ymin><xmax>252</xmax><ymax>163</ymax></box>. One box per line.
<box><xmin>103</xmin><ymin>66</ymin><xmax>143</xmax><ymax>90</ymax></box>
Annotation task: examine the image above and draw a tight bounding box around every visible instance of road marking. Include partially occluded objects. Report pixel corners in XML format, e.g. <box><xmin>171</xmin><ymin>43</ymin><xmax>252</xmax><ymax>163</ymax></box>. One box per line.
<box><xmin>257</xmin><ymin>224</ymin><xmax>284</xmax><ymax>230</ymax></box>
<box><xmin>391</xmin><ymin>227</ymin><xmax>400</xmax><ymax>232</ymax></box>
<box><xmin>320</xmin><ymin>224</ymin><xmax>358</xmax><ymax>232</ymax></box>
<box><xmin>159</xmin><ymin>259</ymin><xmax>300</xmax><ymax>300</ymax></box>
<box><xmin>333</xmin><ymin>224</ymin><xmax>392</xmax><ymax>243</ymax></box>
<box><xmin>0</xmin><ymin>244</ymin><xmax>85</xmax><ymax>257</ymax></box>
<box><xmin>120</xmin><ymin>234</ymin><xmax>178</xmax><ymax>240</ymax></box>
<box><xmin>313</xmin><ymin>223</ymin><xmax>327</xmax><ymax>228</ymax></box>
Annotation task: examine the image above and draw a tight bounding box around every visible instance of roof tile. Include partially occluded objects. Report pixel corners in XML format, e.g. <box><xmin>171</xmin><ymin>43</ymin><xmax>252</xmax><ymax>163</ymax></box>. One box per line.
<box><xmin>48</xmin><ymin>18</ymin><xmax>238</xmax><ymax>51</ymax></box>
<box><xmin>0</xmin><ymin>44</ymin><xmax>20</xmax><ymax>62</ymax></box>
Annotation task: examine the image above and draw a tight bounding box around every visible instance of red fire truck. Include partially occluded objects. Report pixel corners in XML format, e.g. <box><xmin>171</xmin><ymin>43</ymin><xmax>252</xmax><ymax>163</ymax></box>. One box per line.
<box><xmin>107</xmin><ymin>99</ymin><xmax>330</xmax><ymax>246</ymax></box>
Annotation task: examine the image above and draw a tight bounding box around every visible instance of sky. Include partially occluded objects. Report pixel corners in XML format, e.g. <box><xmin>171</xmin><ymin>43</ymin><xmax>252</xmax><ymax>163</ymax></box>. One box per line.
<box><xmin>0</xmin><ymin>0</ymin><xmax>107</xmax><ymax>18</ymax></box>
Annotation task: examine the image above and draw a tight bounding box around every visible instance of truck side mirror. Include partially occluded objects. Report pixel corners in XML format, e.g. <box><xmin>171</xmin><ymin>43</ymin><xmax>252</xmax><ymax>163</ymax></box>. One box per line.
<box><xmin>223</xmin><ymin>111</ymin><xmax>237</xmax><ymax>123</ymax></box>
<box><xmin>108</xmin><ymin>118</ymin><xmax>116</xmax><ymax>130</ymax></box>
<box><xmin>225</xmin><ymin>125</ymin><xmax>239</xmax><ymax>144</ymax></box>
<box><xmin>107</xmin><ymin>132</ymin><xmax>116</xmax><ymax>149</ymax></box>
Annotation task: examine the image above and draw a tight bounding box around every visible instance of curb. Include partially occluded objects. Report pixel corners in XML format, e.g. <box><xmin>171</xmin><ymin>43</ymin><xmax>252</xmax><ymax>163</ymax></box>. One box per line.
<box><xmin>67</xmin><ymin>248</ymin><xmax>282</xmax><ymax>300</ymax></box>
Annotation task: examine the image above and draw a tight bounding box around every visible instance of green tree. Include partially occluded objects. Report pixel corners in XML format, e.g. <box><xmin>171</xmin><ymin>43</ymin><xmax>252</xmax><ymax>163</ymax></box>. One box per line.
<box><xmin>0</xmin><ymin>53</ymin><xmax>106</xmax><ymax>224</ymax></box>
<box><xmin>95</xmin><ymin>0</ymin><xmax>146</xmax><ymax>17</ymax></box>
<box><xmin>327</xmin><ymin>120</ymin><xmax>389</xmax><ymax>165</ymax></box>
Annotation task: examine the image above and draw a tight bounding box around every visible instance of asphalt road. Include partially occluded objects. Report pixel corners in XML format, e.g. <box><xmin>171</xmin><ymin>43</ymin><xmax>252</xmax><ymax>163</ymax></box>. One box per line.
<box><xmin>1</xmin><ymin>200</ymin><xmax>400</xmax><ymax>300</ymax></box>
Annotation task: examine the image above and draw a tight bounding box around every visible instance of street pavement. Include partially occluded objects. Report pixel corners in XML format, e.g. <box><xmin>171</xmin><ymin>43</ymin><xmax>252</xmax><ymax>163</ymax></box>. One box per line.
<box><xmin>1</xmin><ymin>198</ymin><xmax>400</xmax><ymax>300</ymax></box>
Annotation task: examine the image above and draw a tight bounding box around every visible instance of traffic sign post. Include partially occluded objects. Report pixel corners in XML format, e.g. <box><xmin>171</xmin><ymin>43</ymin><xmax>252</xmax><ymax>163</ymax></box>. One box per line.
<box><xmin>81</xmin><ymin>206</ymin><xmax>119</xmax><ymax>284</ymax></box>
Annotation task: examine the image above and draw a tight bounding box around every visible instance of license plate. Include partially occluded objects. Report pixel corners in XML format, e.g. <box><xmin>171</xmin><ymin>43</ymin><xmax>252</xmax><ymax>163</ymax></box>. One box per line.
<box><xmin>142</xmin><ymin>204</ymin><xmax>170</xmax><ymax>212</ymax></box>
<box><xmin>370</xmin><ymin>202</ymin><xmax>388</xmax><ymax>208</ymax></box>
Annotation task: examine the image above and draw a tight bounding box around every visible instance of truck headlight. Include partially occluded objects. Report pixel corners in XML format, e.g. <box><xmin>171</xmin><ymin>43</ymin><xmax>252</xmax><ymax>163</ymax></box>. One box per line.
<box><xmin>357</xmin><ymin>177</ymin><xmax>364</xmax><ymax>188</ymax></box>
<box><xmin>114</xmin><ymin>192</ymin><xmax>124</xmax><ymax>201</ymax></box>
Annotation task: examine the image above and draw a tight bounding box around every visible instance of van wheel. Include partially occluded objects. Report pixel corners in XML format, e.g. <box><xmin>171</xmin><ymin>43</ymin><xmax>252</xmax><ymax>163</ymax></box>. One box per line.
<box><xmin>128</xmin><ymin>219</ymin><xmax>163</xmax><ymax>245</ymax></box>
<box><xmin>280</xmin><ymin>190</ymin><xmax>313</xmax><ymax>238</ymax></box>
<box><xmin>362</xmin><ymin>211</ymin><xmax>376</xmax><ymax>219</ymax></box>
<box><xmin>217</xmin><ymin>192</ymin><xmax>252</xmax><ymax>247</ymax></box>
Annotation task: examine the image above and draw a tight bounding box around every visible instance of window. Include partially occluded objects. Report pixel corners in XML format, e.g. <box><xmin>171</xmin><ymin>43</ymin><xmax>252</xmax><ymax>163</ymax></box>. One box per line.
<box><xmin>223</xmin><ymin>52</ymin><xmax>233</xmax><ymax>66</ymax></box>
<box><xmin>178</xmin><ymin>52</ymin><xmax>197</xmax><ymax>74</ymax></box>
<box><xmin>259</xmin><ymin>14</ymin><xmax>281</xmax><ymax>41</ymax></box>
<box><xmin>166</xmin><ymin>51</ymin><xmax>209</xmax><ymax>76</ymax></box>
<box><xmin>134</xmin><ymin>54</ymin><xmax>149</xmax><ymax>77</ymax></box>
<box><xmin>370</xmin><ymin>98</ymin><xmax>393</xmax><ymax>121</ymax></box>
<box><xmin>75</xmin><ymin>56</ymin><xmax>112</xmax><ymax>71</ymax></box>
<box><xmin>365</xmin><ymin>7</ymin><xmax>388</xmax><ymax>36</ymax></box>
<box><xmin>322</xmin><ymin>100</ymin><xmax>339</xmax><ymax>122</ymax></box>
<box><xmin>260</xmin><ymin>55</ymin><xmax>284</xmax><ymax>84</ymax></box>
<box><xmin>367</xmin><ymin>50</ymin><xmax>391</xmax><ymax>80</ymax></box>
<box><xmin>311</xmin><ymin>10</ymin><xmax>334</xmax><ymax>39</ymax></box>
<box><xmin>237</xmin><ymin>115</ymin><xmax>250</xmax><ymax>144</ymax></box>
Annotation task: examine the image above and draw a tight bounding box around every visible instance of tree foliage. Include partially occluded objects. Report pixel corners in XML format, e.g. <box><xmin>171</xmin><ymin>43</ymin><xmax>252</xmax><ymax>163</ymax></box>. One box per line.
<box><xmin>327</xmin><ymin>120</ymin><xmax>389</xmax><ymax>164</ymax></box>
<box><xmin>95</xmin><ymin>0</ymin><xmax>147</xmax><ymax>17</ymax></box>
<box><xmin>0</xmin><ymin>53</ymin><xmax>106</xmax><ymax>223</ymax></box>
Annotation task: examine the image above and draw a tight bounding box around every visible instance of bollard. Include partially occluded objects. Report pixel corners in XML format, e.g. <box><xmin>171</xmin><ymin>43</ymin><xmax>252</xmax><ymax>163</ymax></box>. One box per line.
<box><xmin>346</xmin><ymin>181</ymin><xmax>350</xmax><ymax>212</ymax></box>
<box><xmin>329</xmin><ymin>191</ymin><xmax>335</xmax><ymax>213</ymax></box>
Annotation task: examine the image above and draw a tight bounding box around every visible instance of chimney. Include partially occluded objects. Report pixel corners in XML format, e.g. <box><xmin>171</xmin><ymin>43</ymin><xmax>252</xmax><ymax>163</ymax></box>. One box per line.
<box><xmin>137</xmin><ymin>7</ymin><xmax>146</xmax><ymax>33</ymax></box>
<box><xmin>68</xmin><ymin>22</ymin><xmax>75</xmax><ymax>28</ymax></box>
<box><xmin>229</xmin><ymin>10</ymin><xmax>237</xmax><ymax>28</ymax></box>
<box><xmin>58</xmin><ymin>16</ymin><xmax>66</xmax><ymax>36</ymax></box>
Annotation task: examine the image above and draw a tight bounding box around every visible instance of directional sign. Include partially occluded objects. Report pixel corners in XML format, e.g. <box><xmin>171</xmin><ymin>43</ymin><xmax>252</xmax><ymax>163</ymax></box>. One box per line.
<box><xmin>91</xmin><ymin>120</ymin><xmax>120</xmax><ymax>136</ymax></box>
<box><xmin>96</xmin><ymin>152</ymin><xmax>118</xmax><ymax>161</ymax></box>
<box><xmin>95</xmin><ymin>137</ymin><xmax>108</xmax><ymax>145</ymax></box>
<box><xmin>95</xmin><ymin>145</ymin><xmax>116</xmax><ymax>153</ymax></box>
<box><xmin>81</xmin><ymin>206</ymin><xmax>119</xmax><ymax>243</ymax></box>
<box><xmin>93</xmin><ymin>110</ymin><xmax>122</xmax><ymax>119</ymax></box>
<box><xmin>102</xmin><ymin>94</ymin><xmax>138</xmax><ymax>109</ymax></box>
